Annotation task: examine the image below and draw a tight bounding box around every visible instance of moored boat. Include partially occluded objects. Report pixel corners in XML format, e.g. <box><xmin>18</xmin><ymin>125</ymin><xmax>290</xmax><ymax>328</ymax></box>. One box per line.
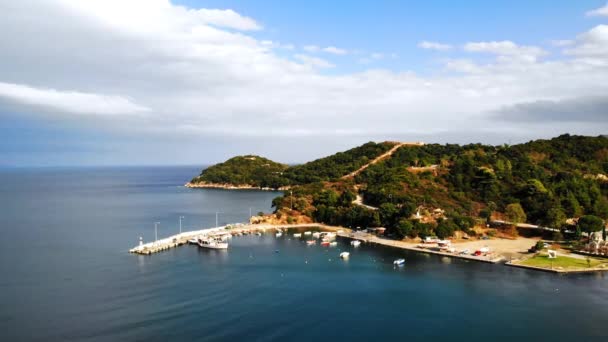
<box><xmin>329</xmin><ymin>241</ymin><xmax>337</xmax><ymax>247</ymax></box>
<box><xmin>197</xmin><ymin>237</ymin><xmax>228</xmax><ymax>249</ymax></box>
<box><xmin>293</xmin><ymin>233</ymin><xmax>302</xmax><ymax>238</ymax></box>
<box><xmin>393</xmin><ymin>258</ymin><xmax>405</xmax><ymax>266</ymax></box>
<box><xmin>351</xmin><ymin>240</ymin><xmax>361</xmax><ymax>247</ymax></box>
<box><xmin>188</xmin><ymin>238</ymin><xmax>199</xmax><ymax>244</ymax></box>
<box><xmin>312</xmin><ymin>232</ymin><xmax>321</xmax><ymax>238</ymax></box>
<box><xmin>306</xmin><ymin>240</ymin><xmax>316</xmax><ymax>245</ymax></box>
<box><xmin>276</xmin><ymin>232</ymin><xmax>283</xmax><ymax>237</ymax></box>
<box><xmin>321</xmin><ymin>241</ymin><xmax>330</xmax><ymax>246</ymax></box>
<box><xmin>304</xmin><ymin>231</ymin><xmax>312</xmax><ymax>235</ymax></box>
<box><xmin>340</xmin><ymin>252</ymin><xmax>350</xmax><ymax>259</ymax></box>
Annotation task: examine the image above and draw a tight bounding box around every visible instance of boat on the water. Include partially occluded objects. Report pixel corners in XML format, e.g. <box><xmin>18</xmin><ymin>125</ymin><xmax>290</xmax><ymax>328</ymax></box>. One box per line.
<box><xmin>304</xmin><ymin>231</ymin><xmax>312</xmax><ymax>235</ymax></box>
<box><xmin>293</xmin><ymin>233</ymin><xmax>302</xmax><ymax>238</ymax></box>
<box><xmin>321</xmin><ymin>241</ymin><xmax>330</xmax><ymax>246</ymax></box>
<box><xmin>312</xmin><ymin>232</ymin><xmax>321</xmax><ymax>238</ymax></box>
<box><xmin>340</xmin><ymin>252</ymin><xmax>350</xmax><ymax>259</ymax></box>
<box><xmin>329</xmin><ymin>241</ymin><xmax>337</xmax><ymax>247</ymax></box>
<box><xmin>393</xmin><ymin>258</ymin><xmax>405</xmax><ymax>266</ymax></box>
<box><xmin>276</xmin><ymin>232</ymin><xmax>283</xmax><ymax>237</ymax></box>
<box><xmin>188</xmin><ymin>238</ymin><xmax>199</xmax><ymax>245</ymax></box>
<box><xmin>306</xmin><ymin>240</ymin><xmax>316</xmax><ymax>245</ymax></box>
<box><xmin>197</xmin><ymin>237</ymin><xmax>228</xmax><ymax>249</ymax></box>
<box><xmin>351</xmin><ymin>240</ymin><xmax>361</xmax><ymax>247</ymax></box>
<box><xmin>255</xmin><ymin>232</ymin><xmax>262</xmax><ymax>236</ymax></box>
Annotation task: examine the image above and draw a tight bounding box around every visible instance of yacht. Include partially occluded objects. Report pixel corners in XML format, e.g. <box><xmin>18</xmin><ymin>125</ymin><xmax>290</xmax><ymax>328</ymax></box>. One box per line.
<box><xmin>293</xmin><ymin>233</ymin><xmax>302</xmax><ymax>238</ymax></box>
<box><xmin>197</xmin><ymin>237</ymin><xmax>228</xmax><ymax>249</ymax></box>
<box><xmin>276</xmin><ymin>232</ymin><xmax>283</xmax><ymax>237</ymax></box>
<box><xmin>340</xmin><ymin>252</ymin><xmax>350</xmax><ymax>259</ymax></box>
<box><xmin>351</xmin><ymin>240</ymin><xmax>361</xmax><ymax>247</ymax></box>
<box><xmin>393</xmin><ymin>258</ymin><xmax>405</xmax><ymax>266</ymax></box>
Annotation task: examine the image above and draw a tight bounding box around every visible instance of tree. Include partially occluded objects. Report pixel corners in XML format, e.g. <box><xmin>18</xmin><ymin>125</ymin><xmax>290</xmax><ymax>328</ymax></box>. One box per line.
<box><xmin>578</xmin><ymin>215</ymin><xmax>605</xmax><ymax>238</ymax></box>
<box><xmin>379</xmin><ymin>203</ymin><xmax>398</xmax><ymax>227</ymax></box>
<box><xmin>394</xmin><ymin>219</ymin><xmax>414</xmax><ymax>239</ymax></box>
<box><xmin>435</xmin><ymin>219</ymin><xmax>457</xmax><ymax>239</ymax></box>
<box><xmin>545</xmin><ymin>206</ymin><xmax>566</xmax><ymax>229</ymax></box>
<box><xmin>505</xmin><ymin>203</ymin><xmax>527</xmax><ymax>224</ymax></box>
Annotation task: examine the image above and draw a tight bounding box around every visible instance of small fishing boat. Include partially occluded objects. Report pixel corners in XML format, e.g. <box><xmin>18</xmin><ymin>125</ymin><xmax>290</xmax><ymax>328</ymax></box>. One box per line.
<box><xmin>276</xmin><ymin>232</ymin><xmax>283</xmax><ymax>237</ymax></box>
<box><xmin>340</xmin><ymin>252</ymin><xmax>350</xmax><ymax>259</ymax></box>
<box><xmin>306</xmin><ymin>240</ymin><xmax>316</xmax><ymax>245</ymax></box>
<box><xmin>304</xmin><ymin>231</ymin><xmax>312</xmax><ymax>235</ymax></box>
<box><xmin>393</xmin><ymin>258</ymin><xmax>405</xmax><ymax>266</ymax></box>
<box><xmin>329</xmin><ymin>241</ymin><xmax>337</xmax><ymax>247</ymax></box>
<box><xmin>321</xmin><ymin>241</ymin><xmax>330</xmax><ymax>246</ymax></box>
<box><xmin>351</xmin><ymin>240</ymin><xmax>361</xmax><ymax>247</ymax></box>
<box><xmin>312</xmin><ymin>232</ymin><xmax>321</xmax><ymax>238</ymax></box>
<box><xmin>255</xmin><ymin>232</ymin><xmax>262</xmax><ymax>236</ymax></box>
<box><xmin>293</xmin><ymin>233</ymin><xmax>302</xmax><ymax>238</ymax></box>
<box><xmin>188</xmin><ymin>238</ymin><xmax>199</xmax><ymax>245</ymax></box>
<box><xmin>197</xmin><ymin>237</ymin><xmax>228</xmax><ymax>249</ymax></box>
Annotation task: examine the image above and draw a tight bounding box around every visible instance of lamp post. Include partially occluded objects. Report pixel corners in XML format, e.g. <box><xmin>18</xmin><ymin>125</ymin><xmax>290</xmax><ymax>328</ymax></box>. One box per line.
<box><xmin>179</xmin><ymin>216</ymin><xmax>184</xmax><ymax>234</ymax></box>
<box><xmin>154</xmin><ymin>222</ymin><xmax>160</xmax><ymax>242</ymax></box>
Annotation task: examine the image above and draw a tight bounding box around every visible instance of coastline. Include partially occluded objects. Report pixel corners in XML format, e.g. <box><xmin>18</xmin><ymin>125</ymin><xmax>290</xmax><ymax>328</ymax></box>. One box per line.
<box><xmin>184</xmin><ymin>181</ymin><xmax>290</xmax><ymax>191</ymax></box>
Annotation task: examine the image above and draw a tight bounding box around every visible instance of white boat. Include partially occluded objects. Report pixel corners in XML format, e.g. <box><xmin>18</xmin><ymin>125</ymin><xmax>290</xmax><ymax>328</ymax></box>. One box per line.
<box><xmin>312</xmin><ymin>232</ymin><xmax>321</xmax><ymax>238</ymax></box>
<box><xmin>276</xmin><ymin>232</ymin><xmax>283</xmax><ymax>237</ymax></box>
<box><xmin>340</xmin><ymin>252</ymin><xmax>350</xmax><ymax>259</ymax></box>
<box><xmin>197</xmin><ymin>237</ymin><xmax>228</xmax><ymax>249</ymax></box>
<box><xmin>293</xmin><ymin>233</ymin><xmax>302</xmax><ymax>238</ymax></box>
<box><xmin>306</xmin><ymin>240</ymin><xmax>316</xmax><ymax>245</ymax></box>
<box><xmin>304</xmin><ymin>231</ymin><xmax>312</xmax><ymax>235</ymax></box>
<box><xmin>255</xmin><ymin>232</ymin><xmax>262</xmax><ymax>236</ymax></box>
<box><xmin>393</xmin><ymin>258</ymin><xmax>405</xmax><ymax>266</ymax></box>
<box><xmin>351</xmin><ymin>240</ymin><xmax>361</xmax><ymax>247</ymax></box>
<box><xmin>188</xmin><ymin>238</ymin><xmax>199</xmax><ymax>245</ymax></box>
<box><xmin>329</xmin><ymin>241</ymin><xmax>337</xmax><ymax>247</ymax></box>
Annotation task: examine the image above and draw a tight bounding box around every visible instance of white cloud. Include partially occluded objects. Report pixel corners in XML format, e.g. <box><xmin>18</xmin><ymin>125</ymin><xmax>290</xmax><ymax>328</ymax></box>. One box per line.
<box><xmin>564</xmin><ymin>25</ymin><xmax>608</xmax><ymax>57</ymax></box>
<box><xmin>371</xmin><ymin>53</ymin><xmax>384</xmax><ymax>59</ymax></box>
<box><xmin>0</xmin><ymin>0</ymin><xmax>606</xmax><ymax>154</ymax></box>
<box><xmin>322</xmin><ymin>46</ymin><xmax>348</xmax><ymax>55</ymax></box>
<box><xmin>0</xmin><ymin>82</ymin><xmax>149</xmax><ymax>115</ymax></box>
<box><xmin>303</xmin><ymin>45</ymin><xmax>320</xmax><ymax>52</ymax></box>
<box><xmin>464</xmin><ymin>40</ymin><xmax>547</xmax><ymax>62</ymax></box>
<box><xmin>586</xmin><ymin>2</ymin><xmax>608</xmax><ymax>17</ymax></box>
<box><xmin>293</xmin><ymin>54</ymin><xmax>335</xmax><ymax>68</ymax></box>
<box><xmin>418</xmin><ymin>41</ymin><xmax>452</xmax><ymax>51</ymax></box>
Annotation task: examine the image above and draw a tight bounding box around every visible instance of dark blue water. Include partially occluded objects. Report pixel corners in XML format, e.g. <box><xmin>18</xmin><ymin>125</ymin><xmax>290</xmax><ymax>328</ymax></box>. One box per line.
<box><xmin>1</xmin><ymin>166</ymin><xmax>607</xmax><ymax>341</ymax></box>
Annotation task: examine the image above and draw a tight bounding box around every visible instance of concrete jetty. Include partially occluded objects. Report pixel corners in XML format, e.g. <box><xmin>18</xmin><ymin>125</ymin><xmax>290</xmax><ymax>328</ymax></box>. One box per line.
<box><xmin>129</xmin><ymin>223</ymin><xmax>339</xmax><ymax>255</ymax></box>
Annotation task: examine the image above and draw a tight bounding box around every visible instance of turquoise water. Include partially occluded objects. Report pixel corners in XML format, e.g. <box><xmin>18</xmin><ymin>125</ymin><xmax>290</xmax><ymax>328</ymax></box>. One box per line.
<box><xmin>1</xmin><ymin>166</ymin><xmax>607</xmax><ymax>341</ymax></box>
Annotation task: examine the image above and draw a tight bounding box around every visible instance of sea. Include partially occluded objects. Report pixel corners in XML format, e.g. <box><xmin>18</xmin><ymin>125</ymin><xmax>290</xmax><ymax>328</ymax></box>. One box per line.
<box><xmin>0</xmin><ymin>166</ymin><xmax>607</xmax><ymax>341</ymax></box>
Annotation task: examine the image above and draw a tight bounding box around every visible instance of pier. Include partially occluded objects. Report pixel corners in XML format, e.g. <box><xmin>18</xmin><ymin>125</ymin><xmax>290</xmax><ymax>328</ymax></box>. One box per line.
<box><xmin>129</xmin><ymin>223</ymin><xmax>340</xmax><ymax>255</ymax></box>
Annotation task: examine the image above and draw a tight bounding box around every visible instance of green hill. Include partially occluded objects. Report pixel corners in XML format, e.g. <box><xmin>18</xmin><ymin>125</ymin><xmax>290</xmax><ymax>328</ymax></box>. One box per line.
<box><xmin>191</xmin><ymin>135</ymin><xmax>608</xmax><ymax>240</ymax></box>
<box><xmin>190</xmin><ymin>155</ymin><xmax>289</xmax><ymax>189</ymax></box>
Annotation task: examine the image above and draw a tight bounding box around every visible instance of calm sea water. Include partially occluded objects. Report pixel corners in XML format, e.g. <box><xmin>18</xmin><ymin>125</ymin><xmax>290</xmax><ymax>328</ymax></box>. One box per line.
<box><xmin>1</xmin><ymin>166</ymin><xmax>607</xmax><ymax>341</ymax></box>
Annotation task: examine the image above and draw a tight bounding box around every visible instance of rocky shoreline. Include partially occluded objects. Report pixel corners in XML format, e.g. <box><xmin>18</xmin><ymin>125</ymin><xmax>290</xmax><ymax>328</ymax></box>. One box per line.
<box><xmin>184</xmin><ymin>182</ymin><xmax>290</xmax><ymax>191</ymax></box>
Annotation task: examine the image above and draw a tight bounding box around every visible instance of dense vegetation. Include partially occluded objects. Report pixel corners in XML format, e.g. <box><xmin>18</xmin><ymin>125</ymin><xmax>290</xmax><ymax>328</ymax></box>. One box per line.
<box><xmin>193</xmin><ymin>135</ymin><xmax>607</xmax><ymax>240</ymax></box>
<box><xmin>190</xmin><ymin>155</ymin><xmax>289</xmax><ymax>188</ymax></box>
<box><xmin>283</xmin><ymin>142</ymin><xmax>395</xmax><ymax>184</ymax></box>
<box><xmin>191</xmin><ymin>142</ymin><xmax>395</xmax><ymax>189</ymax></box>
<box><xmin>270</xmin><ymin>135</ymin><xmax>608</xmax><ymax>239</ymax></box>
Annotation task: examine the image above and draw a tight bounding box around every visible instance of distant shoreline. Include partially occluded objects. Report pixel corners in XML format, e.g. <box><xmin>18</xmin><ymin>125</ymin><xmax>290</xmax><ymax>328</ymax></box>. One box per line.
<box><xmin>184</xmin><ymin>182</ymin><xmax>290</xmax><ymax>191</ymax></box>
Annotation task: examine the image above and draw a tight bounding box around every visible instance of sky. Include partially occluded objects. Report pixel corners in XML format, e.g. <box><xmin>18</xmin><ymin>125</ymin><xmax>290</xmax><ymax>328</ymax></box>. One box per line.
<box><xmin>1</xmin><ymin>0</ymin><xmax>608</xmax><ymax>166</ymax></box>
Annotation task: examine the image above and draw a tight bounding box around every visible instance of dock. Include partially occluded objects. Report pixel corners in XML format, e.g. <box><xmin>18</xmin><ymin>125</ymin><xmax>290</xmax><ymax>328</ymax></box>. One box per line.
<box><xmin>129</xmin><ymin>223</ymin><xmax>341</xmax><ymax>255</ymax></box>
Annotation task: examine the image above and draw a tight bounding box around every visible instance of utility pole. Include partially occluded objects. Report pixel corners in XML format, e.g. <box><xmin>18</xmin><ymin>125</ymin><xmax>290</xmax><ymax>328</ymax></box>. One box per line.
<box><xmin>179</xmin><ymin>216</ymin><xmax>184</xmax><ymax>234</ymax></box>
<box><xmin>154</xmin><ymin>222</ymin><xmax>160</xmax><ymax>242</ymax></box>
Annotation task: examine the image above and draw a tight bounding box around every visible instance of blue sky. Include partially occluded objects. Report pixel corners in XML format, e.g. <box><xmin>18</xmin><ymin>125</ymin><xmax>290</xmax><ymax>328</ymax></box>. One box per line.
<box><xmin>1</xmin><ymin>0</ymin><xmax>607</xmax><ymax>166</ymax></box>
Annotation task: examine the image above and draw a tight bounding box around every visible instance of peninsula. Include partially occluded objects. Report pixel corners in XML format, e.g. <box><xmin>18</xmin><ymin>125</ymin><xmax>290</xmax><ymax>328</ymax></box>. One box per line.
<box><xmin>187</xmin><ymin>134</ymin><xmax>608</xmax><ymax>272</ymax></box>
